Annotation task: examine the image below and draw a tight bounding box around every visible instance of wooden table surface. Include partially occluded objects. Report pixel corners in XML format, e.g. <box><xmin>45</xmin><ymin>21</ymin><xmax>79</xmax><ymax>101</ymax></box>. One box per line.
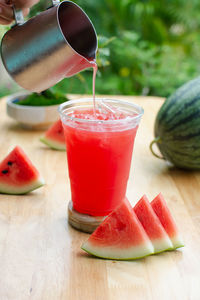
<box><xmin>0</xmin><ymin>95</ymin><xmax>200</xmax><ymax>300</ymax></box>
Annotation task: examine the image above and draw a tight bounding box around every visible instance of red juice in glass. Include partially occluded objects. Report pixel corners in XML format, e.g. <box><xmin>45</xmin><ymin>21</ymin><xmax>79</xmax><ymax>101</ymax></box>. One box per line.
<box><xmin>59</xmin><ymin>98</ymin><xmax>143</xmax><ymax>216</ymax></box>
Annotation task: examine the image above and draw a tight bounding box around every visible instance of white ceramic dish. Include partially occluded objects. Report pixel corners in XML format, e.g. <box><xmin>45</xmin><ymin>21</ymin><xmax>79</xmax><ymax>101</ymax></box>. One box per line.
<box><xmin>6</xmin><ymin>92</ymin><xmax>60</xmax><ymax>130</ymax></box>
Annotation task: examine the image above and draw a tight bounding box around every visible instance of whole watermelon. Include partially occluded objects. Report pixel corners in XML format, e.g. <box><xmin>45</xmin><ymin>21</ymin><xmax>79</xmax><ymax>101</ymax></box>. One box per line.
<box><xmin>150</xmin><ymin>76</ymin><xmax>200</xmax><ymax>170</ymax></box>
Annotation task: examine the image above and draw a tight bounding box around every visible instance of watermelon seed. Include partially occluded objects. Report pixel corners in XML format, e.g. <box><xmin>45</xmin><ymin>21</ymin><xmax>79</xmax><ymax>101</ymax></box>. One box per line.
<box><xmin>2</xmin><ymin>169</ymin><xmax>8</xmax><ymax>174</ymax></box>
<box><xmin>7</xmin><ymin>161</ymin><xmax>13</xmax><ymax>166</ymax></box>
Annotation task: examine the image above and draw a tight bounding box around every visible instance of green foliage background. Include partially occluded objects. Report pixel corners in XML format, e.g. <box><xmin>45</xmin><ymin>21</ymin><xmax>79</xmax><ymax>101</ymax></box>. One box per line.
<box><xmin>1</xmin><ymin>0</ymin><xmax>200</xmax><ymax>97</ymax></box>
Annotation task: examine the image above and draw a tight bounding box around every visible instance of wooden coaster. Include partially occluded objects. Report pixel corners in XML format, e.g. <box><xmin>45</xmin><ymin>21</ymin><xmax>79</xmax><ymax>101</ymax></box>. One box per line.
<box><xmin>68</xmin><ymin>201</ymin><xmax>106</xmax><ymax>233</ymax></box>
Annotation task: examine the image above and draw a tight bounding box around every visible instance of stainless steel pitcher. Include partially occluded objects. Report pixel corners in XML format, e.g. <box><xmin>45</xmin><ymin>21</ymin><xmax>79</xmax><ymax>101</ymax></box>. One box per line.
<box><xmin>0</xmin><ymin>0</ymin><xmax>97</xmax><ymax>92</ymax></box>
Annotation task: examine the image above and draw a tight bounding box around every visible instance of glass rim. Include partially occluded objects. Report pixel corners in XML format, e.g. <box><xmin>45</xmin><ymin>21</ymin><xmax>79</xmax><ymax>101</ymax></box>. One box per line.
<box><xmin>58</xmin><ymin>98</ymin><xmax>144</xmax><ymax>125</ymax></box>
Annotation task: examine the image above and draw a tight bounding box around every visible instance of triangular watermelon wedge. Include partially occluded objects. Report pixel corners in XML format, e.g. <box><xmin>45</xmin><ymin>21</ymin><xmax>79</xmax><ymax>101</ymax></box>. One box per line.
<box><xmin>40</xmin><ymin>119</ymin><xmax>66</xmax><ymax>151</ymax></box>
<box><xmin>134</xmin><ymin>195</ymin><xmax>173</xmax><ymax>253</ymax></box>
<box><xmin>0</xmin><ymin>146</ymin><xmax>44</xmax><ymax>194</ymax></box>
<box><xmin>81</xmin><ymin>198</ymin><xmax>154</xmax><ymax>260</ymax></box>
<box><xmin>151</xmin><ymin>193</ymin><xmax>184</xmax><ymax>249</ymax></box>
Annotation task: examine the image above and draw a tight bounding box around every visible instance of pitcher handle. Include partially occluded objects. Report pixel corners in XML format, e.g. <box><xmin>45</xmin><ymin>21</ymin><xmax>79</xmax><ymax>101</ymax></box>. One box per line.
<box><xmin>52</xmin><ymin>0</ymin><xmax>60</xmax><ymax>5</ymax></box>
<box><xmin>13</xmin><ymin>0</ymin><xmax>60</xmax><ymax>26</ymax></box>
<box><xmin>13</xmin><ymin>5</ymin><xmax>24</xmax><ymax>25</ymax></box>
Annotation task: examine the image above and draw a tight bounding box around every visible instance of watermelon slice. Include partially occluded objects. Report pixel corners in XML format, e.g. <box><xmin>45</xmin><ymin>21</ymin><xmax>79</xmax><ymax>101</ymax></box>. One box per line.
<box><xmin>0</xmin><ymin>146</ymin><xmax>44</xmax><ymax>194</ymax></box>
<box><xmin>151</xmin><ymin>193</ymin><xmax>184</xmax><ymax>249</ymax></box>
<box><xmin>81</xmin><ymin>198</ymin><xmax>154</xmax><ymax>260</ymax></box>
<box><xmin>134</xmin><ymin>195</ymin><xmax>173</xmax><ymax>253</ymax></box>
<box><xmin>40</xmin><ymin>119</ymin><xmax>66</xmax><ymax>151</ymax></box>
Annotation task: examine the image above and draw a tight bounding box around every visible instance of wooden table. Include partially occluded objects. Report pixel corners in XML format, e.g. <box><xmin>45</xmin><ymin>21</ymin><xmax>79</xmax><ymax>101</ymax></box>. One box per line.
<box><xmin>0</xmin><ymin>95</ymin><xmax>200</xmax><ymax>300</ymax></box>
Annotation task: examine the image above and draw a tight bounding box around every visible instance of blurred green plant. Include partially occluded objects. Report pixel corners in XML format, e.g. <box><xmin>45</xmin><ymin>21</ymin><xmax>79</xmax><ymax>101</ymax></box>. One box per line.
<box><xmin>1</xmin><ymin>0</ymin><xmax>200</xmax><ymax>97</ymax></box>
<box><xmin>72</xmin><ymin>0</ymin><xmax>200</xmax><ymax>97</ymax></box>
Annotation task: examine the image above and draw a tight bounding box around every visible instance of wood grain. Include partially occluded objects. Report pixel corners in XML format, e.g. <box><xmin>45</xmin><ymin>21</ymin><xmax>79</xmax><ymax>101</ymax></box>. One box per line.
<box><xmin>0</xmin><ymin>95</ymin><xmax>199</xmax><ymax>300</ymax></box>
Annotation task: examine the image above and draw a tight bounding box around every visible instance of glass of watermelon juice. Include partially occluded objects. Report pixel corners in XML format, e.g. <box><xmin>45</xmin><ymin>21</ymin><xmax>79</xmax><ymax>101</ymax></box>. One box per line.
<box><xmin>59</xmin><ymin>98</ymin><xmax>143</xmax><ymax>216</ymax></box>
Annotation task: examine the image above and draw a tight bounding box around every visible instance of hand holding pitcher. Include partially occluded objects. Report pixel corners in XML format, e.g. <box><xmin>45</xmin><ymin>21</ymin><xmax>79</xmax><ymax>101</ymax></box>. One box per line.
<box><xmin>0</xmin><ymin>0</ymin><xmax>39</xmax><ymax>25</ymax></box>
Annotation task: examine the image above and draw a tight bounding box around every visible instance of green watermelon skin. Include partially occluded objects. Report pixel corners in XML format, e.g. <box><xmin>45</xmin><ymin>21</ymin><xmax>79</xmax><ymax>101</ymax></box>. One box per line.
<box><xmin>40</xmin><ymin>119</ymin><xmax>66</xmax><ymax>151</ymax></box>
<box><xmin>0</xmin><ymin>146</ymin><xmax>44</xmax><ymax>194</ymax></box>
<box><xmin>81</xmin><ymin>198</ymin><xmax>154</xmax><ymax>260</ymax></box>
<box><xmin>153</xmin><ymin>76</ymin><xmax>200</xmax><ymax>170</ymax></box>
<box><xmin>134</xmin><ymin>195</ymin><xmax>173</xmax><ymax>253</ymax></box>
<box><xmin>151</xmin><ymin>193</ymin><xmax>184</xmax><ymax>249</ymax></box>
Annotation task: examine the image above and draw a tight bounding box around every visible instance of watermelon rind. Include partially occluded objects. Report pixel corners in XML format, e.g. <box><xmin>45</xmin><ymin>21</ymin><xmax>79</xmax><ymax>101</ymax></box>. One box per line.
<box><xmin>170</xmin><ymin>236</ymin><xmax>184</xmax><ymax>250</ymax></box>
<box><xmin>150</xmin><ymin>239</ymin><xmax>173</xmax><ymax>254</ymax></box>
<box><xmin>40</xmin><ymin>137</ymin><xmax>66</xmax><ymax>151</ymax></box>
<box><xmin>81</xmin><ymin>241</ymin><xmax>154</xmax><ymax>260</ymax></box>
<box><xmin>0</xmin><ymin>177</ymin><xmax>45</xmax><ymax>195</ymax></box>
